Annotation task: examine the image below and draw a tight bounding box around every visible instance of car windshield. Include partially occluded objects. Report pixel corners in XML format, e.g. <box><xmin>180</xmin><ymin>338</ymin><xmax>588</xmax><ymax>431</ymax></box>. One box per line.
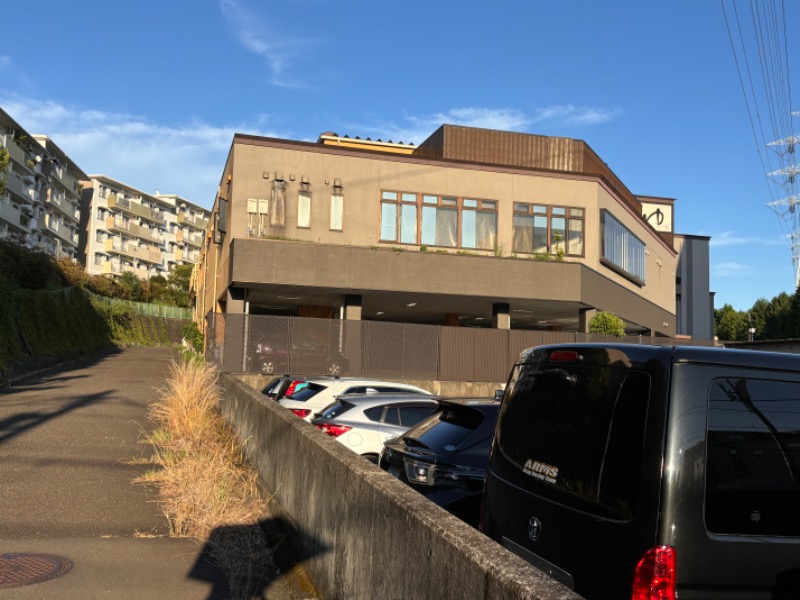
<box><xmin>401</xmin><ymin>405</ymin><xmax>487</xmax><ymax>452</ymax></box>
<box><xmin>286</xmin><ymin>382</ymin><xmax>326</xmax><ymax>402</ymax></box>
<box><xmin>317</xmin><ymin>400</ymin><xmax>355</xmax><ymax>420</ymax></box>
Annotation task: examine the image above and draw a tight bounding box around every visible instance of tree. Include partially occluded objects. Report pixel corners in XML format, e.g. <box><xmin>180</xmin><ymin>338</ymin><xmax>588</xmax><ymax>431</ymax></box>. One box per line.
<box><xmin>714</xmin><ymin>304</ymin><xmax>747</xmax><ymax>341</ymax></box>
<box><xmin>0</xmin><ymin>146</ymin><xmax>9</xmax><ymax>196</ymax></box>
<box><xmin>117</xmin><ymin>271</ymin><xmax>143</xmax><ymax>302</ymax></box>
<box><xmin>588</xmin><ymin>311</ymin><xmax>625</xmax><ymax>336</ymax></box>
<box><xmin>156</xmin><ymin>265</ymin><xmax>193</xmax><ymax>308</ymax></box>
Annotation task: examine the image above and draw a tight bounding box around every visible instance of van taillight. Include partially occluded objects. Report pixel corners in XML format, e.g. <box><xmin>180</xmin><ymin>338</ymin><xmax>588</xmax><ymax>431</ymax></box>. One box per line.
<box><xmin>632</xmin><ymin>546</ymin><xmax>676</xmax><ymax>600</ymax></box>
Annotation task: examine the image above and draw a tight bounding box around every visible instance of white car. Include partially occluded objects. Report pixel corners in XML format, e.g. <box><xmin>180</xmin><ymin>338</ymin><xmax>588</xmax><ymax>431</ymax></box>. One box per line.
<box><xmin>278</xmin><ymin>378</ymin><xmax>433</xmax><ymax>422</ymax></box>
<box><xmin>311</xmin><ymin>394</ymin><xmax>440</xmax><ymax>462</ymax></box>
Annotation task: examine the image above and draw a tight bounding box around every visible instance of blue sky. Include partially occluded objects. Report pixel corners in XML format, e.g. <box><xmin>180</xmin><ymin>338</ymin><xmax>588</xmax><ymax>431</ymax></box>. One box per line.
<box><xmin>1</xmin><ymin>0</ymin><xmax>798</xmax><ymax>312</ymax></box>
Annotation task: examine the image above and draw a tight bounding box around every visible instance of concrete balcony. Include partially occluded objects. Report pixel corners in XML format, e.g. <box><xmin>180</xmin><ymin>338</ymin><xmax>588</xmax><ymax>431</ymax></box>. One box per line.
<box><xmin>177</xmin><ymin>212</ymin><xmax>209</xmax><ymax>230</ymax></box>
<box><xmin>5</xmin><ymin>174</ymin><xmax>34</xmax><ymax>204</ymax></box>
<box><xmin>105</xmin><ymin>216</ymin><xmax>162</xmax><ymax>243</ymax></box>
<box><xmin>44</xmin><ymin>218</ymin><xmax>78</xmax><ymax>247</ymax></box>
<box><xmin>46</xmin><ymin>194</ymin><xmax>79</xmax><ymax>222</ymax></box>
<box><xmin>108</xmin><ymin>194</ymin><xmax>166</xmax><ymax>225</ymax></box>
<box><xmin>0</xmin><ymin>200</ymin><xmax>26</xmax><ymax>232</ymax></box>
<box><xmin>176</xmin><ymin>229</ymin><xmax>204</xmax><ymax>247</ymax></box>
<box><xmin>1</xmin><ymin>135</ymin><xmax>27</xmax><ymax>165</ymax></box>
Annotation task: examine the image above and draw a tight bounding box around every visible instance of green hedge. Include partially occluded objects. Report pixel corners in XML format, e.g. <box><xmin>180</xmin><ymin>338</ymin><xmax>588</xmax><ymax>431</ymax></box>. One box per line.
<box><xmin>0</xmin><ymin>286</ymin><xmax>188</xmax><ymax>381</ymax></box>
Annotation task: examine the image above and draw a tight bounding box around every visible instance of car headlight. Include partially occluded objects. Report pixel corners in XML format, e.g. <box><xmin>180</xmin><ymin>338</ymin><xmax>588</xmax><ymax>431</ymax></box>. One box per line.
<box><xmin>404</xmin><ymin>460</ymin><xmax>435</xmax><ymax>485</ymax></box>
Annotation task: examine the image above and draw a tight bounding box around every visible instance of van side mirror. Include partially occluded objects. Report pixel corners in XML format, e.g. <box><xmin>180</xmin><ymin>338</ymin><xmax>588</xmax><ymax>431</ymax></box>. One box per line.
<box><xmin>494</xmin><ymin>389</ymin><xmax>504</xmax><ymax>402</ymax></box>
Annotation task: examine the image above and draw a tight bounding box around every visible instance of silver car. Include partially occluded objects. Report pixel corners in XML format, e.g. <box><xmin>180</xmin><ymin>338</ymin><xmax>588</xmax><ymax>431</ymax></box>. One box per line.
<box><xmin>311</xmin><ymin>394</ymin><xmax>440</xmax><ymax>463</ymax></box>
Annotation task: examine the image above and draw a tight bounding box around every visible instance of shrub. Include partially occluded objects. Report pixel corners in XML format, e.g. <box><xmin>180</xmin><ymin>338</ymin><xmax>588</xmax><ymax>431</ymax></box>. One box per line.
<box><xmin>588</xmin><ymin>311</ymin><xmax>626</xmax><ymax>337</ymax></box>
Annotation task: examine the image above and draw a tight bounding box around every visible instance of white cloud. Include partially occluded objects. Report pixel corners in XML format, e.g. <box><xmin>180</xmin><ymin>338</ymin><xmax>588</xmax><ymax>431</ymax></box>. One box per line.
<box><xmin>1</xmin><ymin>95</ymin><xmax>283</xmax><ymax>208</ymax></box>
<box><xmin>357</xmin><ymin>105</ymin><xmax>623</xmax><ymax>145</ymax></box>
<box><xmin>713</xmin><ymin>261</ymin><xmax>752</xmax><ymax>277</ymax></box>
<box><xmin>218</xmin><ymin>0</ymin><xmax>316</xmax><ymax>89</ymax></box>
<box><xmin>710</xmin><ymin>230</ymin><xmax>786</xmax><ymax>247</ymax></box>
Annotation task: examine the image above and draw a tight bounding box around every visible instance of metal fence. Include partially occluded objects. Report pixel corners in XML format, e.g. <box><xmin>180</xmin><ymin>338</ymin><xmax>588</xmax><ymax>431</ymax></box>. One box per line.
<box><xmin>205</xmin><ymin>313</ymin><xmax>717</xmax><ymax>383</ymax></box>
<box><xmin>88</xmin><ymin>293</ymin><xmax>193</xmax><ymax>320</ymax></box>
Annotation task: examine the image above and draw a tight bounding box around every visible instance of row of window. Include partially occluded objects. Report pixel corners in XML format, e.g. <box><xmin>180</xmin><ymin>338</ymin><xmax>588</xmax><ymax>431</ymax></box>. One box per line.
<box><xmin>379</xmin><ymin>191</ymin><xmax>646</xmax><ymax>284</ymax></box>
<box><xmin>379</xmin><ymin>191</ymin><xmax>589</xmax><ymax>260</ymax></box>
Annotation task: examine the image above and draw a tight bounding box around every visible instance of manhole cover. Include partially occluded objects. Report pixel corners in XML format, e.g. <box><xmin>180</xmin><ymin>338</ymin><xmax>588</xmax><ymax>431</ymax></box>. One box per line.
<box><xmin>0</xmin><ymin>553</ymin><xmax>74</xmax><ymax>589</ymax></box>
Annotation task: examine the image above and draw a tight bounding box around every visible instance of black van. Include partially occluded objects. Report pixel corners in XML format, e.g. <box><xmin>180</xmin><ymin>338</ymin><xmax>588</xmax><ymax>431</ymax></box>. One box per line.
<box><xmin>481</xmin><ymin>343</ymin><xmax>800</xmax><ymax>599</ymax></box>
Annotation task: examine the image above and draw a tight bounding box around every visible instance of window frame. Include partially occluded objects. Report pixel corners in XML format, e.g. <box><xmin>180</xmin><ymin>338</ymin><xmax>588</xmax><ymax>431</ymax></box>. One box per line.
<box><xmin>512</xmin><ymin>203</ymin><xmax>585</xmax><ymax>257</ymax></box>
<box><xmin>379</xmin><ymin>190</ymin><xmax>498</xmax><ymax>250</ymax></box>
<box><xmin>600</xmin><ymin>210</ymin><xmax>646</xmax><ymax>286</ymax></box>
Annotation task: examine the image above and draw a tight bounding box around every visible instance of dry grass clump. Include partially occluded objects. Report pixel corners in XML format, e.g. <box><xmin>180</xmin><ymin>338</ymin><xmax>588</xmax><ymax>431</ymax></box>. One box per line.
<box><xmin>140</xmin><ymin>358</ymin><xmax>276</xmax><ymax>597</ymax></box>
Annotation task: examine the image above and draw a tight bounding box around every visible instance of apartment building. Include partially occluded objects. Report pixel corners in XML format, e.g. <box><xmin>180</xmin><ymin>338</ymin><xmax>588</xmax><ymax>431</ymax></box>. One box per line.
<box><xmin>80</xmin><ymin>175</ymin><xmax>209</xmax><ymax>280</ymax></box>
<box><xmin>195</xmin><ymin>125</ymin><xmax>714</xmax><ymax>339</ymax></box>
<box><xmin>0</xmin><ymin>108</ymin><xmax>85</xmax><ymax>259</ymax></box>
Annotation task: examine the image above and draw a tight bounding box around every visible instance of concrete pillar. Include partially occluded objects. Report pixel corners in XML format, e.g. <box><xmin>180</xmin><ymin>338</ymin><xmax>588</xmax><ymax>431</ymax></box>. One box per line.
<box><xmin>343</xmin><ymin>294</ymin><xmax>362</xmax><ymax>321</ymax></box>
<box><xmin>579</xmin><ymin>308</ymin><xmax>596</xmax><ymax>333</ymax></box>
<box><xmin>444</xmin><ymin>313</ymin><xmax>460</xmax><ymax>327</ymax></box>
<box><xmin>226</xmin><ymin>286</ymin><xmax>247</xmax><ymax>314</ymax></box>
<box><xmin>493</xmin><ymin>303</ymin><xmax>510</xmax><ymax>330</ymax></box>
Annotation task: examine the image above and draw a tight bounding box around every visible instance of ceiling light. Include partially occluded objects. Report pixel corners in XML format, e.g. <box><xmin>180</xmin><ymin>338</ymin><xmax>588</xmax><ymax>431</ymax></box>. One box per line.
<box><xmin>376</xmin><ymin>311</ymin><xmax>385</xmax><ymax>316</ymax></box>
<box><xmin>475</xmin><ymin>317</ymin><xmax>484</xmax><ymax>321</ymax></box>
<box><xmin>406</xmin><ymin>302</ymin><xmax>417</xmax><ymax>307</ymax></box>
<box><xmin>277</xmin><ymin>296</ymin><xmax>303</xmax><ymax>300</ymax></box>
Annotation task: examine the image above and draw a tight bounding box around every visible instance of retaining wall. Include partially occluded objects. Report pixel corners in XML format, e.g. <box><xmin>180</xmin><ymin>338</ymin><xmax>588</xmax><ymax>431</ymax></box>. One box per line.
<box><xmin>235</xmin><ymin>372</ymin><xmax>505</xmax><ymax>398</ymax></box>
<box><xmin>219</xmin><ymin>373</ymin><xmax>581</xmax><ymax>600</ymax></box>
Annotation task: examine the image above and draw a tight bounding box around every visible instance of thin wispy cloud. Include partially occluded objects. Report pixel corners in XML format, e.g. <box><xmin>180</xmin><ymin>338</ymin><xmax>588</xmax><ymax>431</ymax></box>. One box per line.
<box><xmin>1</xmin><ymin>95</ymin><xmax>282</xmax><ymax>208</ymax></box>
<box><xmin>710</xmin><ymin>231</ymin><xmax>786</xmax><ymax>247</ymax></box>
<box><xmin>218</xmin><ymin>0</ymin><xmax>316</xmax><ymax>89</ymax></box>
<box><xmin>357</xmin><ymin>105</ymin><xmax>623</xmax><ymax>145</ymax></box>
<box><xmin>713</xmin><ymin>262</ymin><xmax>752</xmax><ymax>277</ymax></box>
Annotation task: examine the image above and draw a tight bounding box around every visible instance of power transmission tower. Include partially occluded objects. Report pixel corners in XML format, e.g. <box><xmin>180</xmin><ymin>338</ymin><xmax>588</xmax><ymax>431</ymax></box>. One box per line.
<box><xmin>766</xmin><ymin>113</ymin><xmax>800</xmax><ymax>289</ymax></box>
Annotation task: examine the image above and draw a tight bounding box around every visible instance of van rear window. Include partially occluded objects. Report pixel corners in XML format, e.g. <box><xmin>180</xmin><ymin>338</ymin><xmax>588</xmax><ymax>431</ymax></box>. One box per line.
<box><xmin>706</xmin><ymin>377</ymin><xmax>800</xmax><ymax>536</ymax></box>
<box><xmin>496</xmin><ymin>363</ymin><xmax>650</xmax><ymax>520</ymax></box>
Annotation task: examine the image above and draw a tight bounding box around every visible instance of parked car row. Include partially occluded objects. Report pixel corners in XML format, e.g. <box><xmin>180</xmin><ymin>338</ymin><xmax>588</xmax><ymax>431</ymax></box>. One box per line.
<box><xmin>263</xmin><ymin>342</ymin><xmax>800</xmax><ymax>599</ymax></box>
<box><xmin>262</xmin><ymin>374</ymin><xmax>499</xmax><ymax>524</ymax></box>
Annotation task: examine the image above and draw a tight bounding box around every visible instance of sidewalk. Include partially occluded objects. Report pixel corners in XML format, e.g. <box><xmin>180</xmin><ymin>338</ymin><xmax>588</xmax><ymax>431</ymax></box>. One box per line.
<box><xmin>0</xmin><ymin>347</ymin><xmax>308</xmax><ymax>599</ymax></box>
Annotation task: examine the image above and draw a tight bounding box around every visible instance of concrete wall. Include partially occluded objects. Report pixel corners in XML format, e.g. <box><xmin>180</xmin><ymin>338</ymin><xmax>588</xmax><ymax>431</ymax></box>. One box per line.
<box><xmin>236</xmin><ymin>372</ymin><xmax>505</xmax><ymax>398</ymax></box>
<box><xmin>219</xmin><ymin>373</ymin><xmax>581</xmax><ymax>600</ymax></box>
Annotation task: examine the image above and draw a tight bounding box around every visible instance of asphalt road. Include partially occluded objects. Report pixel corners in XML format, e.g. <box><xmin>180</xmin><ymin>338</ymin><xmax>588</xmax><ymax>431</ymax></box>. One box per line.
<box><xmin>0</xmin><ymin>348</ymin><xmax>234</xmax><ymax>599</ymax></box>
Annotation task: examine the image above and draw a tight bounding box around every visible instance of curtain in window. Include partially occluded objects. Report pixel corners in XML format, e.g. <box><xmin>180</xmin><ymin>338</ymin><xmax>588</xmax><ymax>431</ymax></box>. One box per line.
<box><xmin>435</xmin><ymin>208</ymin><xmax>457</xmax><ymax>247</ymax></box>
<box><xmin>513</xmin><ymin>215</ymin><xmax>533</xmax><ymax>253</ymax></box>
<box><xmin>270</xmin><ymin>180</ymin><xmax>285</xmax><ymax>227</ymax></box>
<box><xmin>475</xmin><ymin>212</ymin><xmax>496</xmax><ymax>250</ymax></box>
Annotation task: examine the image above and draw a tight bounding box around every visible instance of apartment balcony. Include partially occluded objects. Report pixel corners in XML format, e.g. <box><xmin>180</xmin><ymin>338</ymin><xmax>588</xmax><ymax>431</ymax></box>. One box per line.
<box><xmin>177</xmin><ymin>212</ymin><xmax>209</xmax><ymax>230</ymax></box>
<box><xmin>46</xmin><ymin>194</ymin><xmax>79</xmax><ymax>222</ymax></box>
<box><xmin>176</xmin><ymin>229</ymin><xmax>204</xmax><ymax>247</ymax></box>
<box><xmin>104</xmin><ymin>238</ymin><xmax>162</xmax><ymax>264</ymax></box>
<box><xmin>108</xmin><ymin>194</ymin><xmax>166</xmax><ymax>225</ymax></box>
<box><xmin>0</xmin><ymin>200</ymin><xmax>28</xmax><ymax>233</ymax></box>
<box><xmin>44</xmin><ymin>218</ymin><xmax>78</xmax><ymax>247</ymax></box>
<box><xmin>4</xmin><ymin>174</ymin><xmax>35</xmax><ymax>205</ymax></box>
<box><xmin>1</xmin><ymin>134</ymin><xmax>27</xmax><ymax>165</ymax></box>
<box><xmin>104</xmin><ymin>216</ymin><xmax>162</xmax><ymax>243</ymax></box>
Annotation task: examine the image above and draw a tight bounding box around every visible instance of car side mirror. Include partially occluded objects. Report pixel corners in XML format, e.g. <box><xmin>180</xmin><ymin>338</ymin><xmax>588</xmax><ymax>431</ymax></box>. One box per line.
<box><xmin>494</xmin><ymin>389</ymin><xmax>504</xmax><ymax>402</ymax></box>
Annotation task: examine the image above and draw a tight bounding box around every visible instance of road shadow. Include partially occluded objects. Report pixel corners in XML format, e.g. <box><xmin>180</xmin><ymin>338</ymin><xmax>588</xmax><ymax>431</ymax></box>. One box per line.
<box><xmin>188</xmin><ymin>516</ymin><xmax>327</xmax><ymax>600</ymax></box>
<box><xmin>0</xmin><ymin>390</ymin><xmax>111</xmax><ymax>446</ymax></box>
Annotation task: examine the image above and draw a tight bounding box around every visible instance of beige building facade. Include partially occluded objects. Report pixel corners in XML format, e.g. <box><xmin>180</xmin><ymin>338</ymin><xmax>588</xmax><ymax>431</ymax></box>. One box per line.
<box><xmin>196</xmin><ymin>125</ymin><xmax>712</xmax><ymax>337</ymax></box>
<box><xmin>0</xmin><ymin>108</ymin><xmax>86</xmax><ymax>260</ymax></box>
<box><xmin>80</xmin><ymin>175</ymin><xmax>209</xmax><ymax>280</ymax></box>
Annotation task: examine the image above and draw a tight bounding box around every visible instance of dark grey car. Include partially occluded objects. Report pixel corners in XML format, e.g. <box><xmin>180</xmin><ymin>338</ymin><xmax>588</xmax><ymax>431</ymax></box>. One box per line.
<box><xmin>481</xmin><ymin>343</ymin><xmax>800</xmax><ymax>599</ymax></box>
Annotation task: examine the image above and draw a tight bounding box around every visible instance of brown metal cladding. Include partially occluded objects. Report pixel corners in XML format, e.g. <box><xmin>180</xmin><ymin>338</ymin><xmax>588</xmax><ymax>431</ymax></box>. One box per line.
<box><xmin>415</xmin><ymin>125</ymin><xmax>648</xmax><ymax>232</ymax></box>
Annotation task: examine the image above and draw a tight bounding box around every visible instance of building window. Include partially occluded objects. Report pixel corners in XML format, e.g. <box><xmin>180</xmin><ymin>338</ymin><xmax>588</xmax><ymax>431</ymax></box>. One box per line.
<box><xmin>330</xmin><ymin>193</ymin><xmax>343</xmax><ymax>231</ymax></box>
<box><xmin>380</xmin><ymin>191</ymin><xmax>418</xmax><ymax>244</ymax></box>
<box><xmin>421</xmin><ymin>195</ymin><xmax>457</xmax><ymax>247</ymax></box>
<box><xmin>297</xmin><ymin>190</ymin><xmax>311</xmax><ymax>228</ymax></box>
<box><xmin>380</xmin><ymin>191</ymin><xmax>497</xmax><ymax>249</ymax></box>
<box><xmin>601</xmin><ymin>210</ymin><xmax>645</xmax><ymax>285</ymax></box>
<box><xmin>513</xmin><ymin>203</ymin><xmax>584</xmax><ymax>256</ymax></box>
